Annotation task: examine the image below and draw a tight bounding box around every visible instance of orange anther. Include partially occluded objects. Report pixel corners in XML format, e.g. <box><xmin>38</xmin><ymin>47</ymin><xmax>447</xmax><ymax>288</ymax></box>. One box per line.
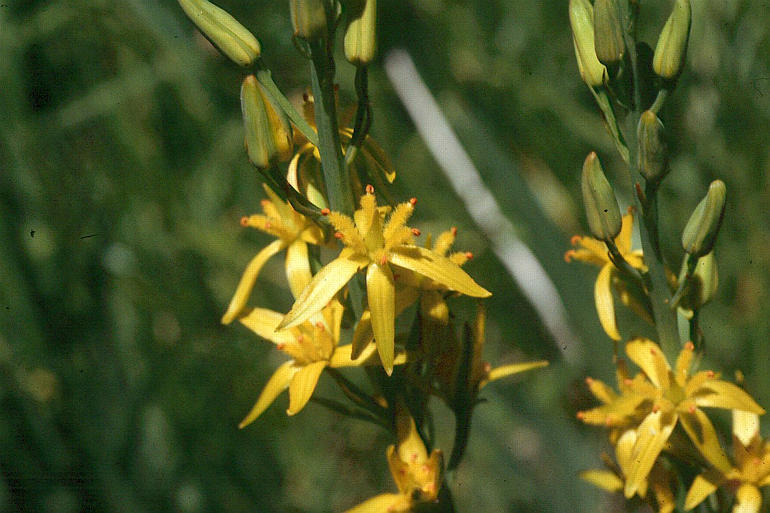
<box><xmin>652</xmin><ymin>405</ymin><xmax>660</xmax><ymax>413</ymax></box>
<box><xmin>706</xmin><ymin>370</ymin><xmax>715</xmax><ymax>378</ymax></box>
<box><xmin>380</xmin><ymin>255</ymin><xmax>388</xmax><ymax>266</ymax></box>
<box><xmin>334</xmin><ymin>231</ymin><xmax>344</xmax><ymax>239</ymax></box>
<box><xmin>585</xmin><ymin>377</ymin><xmax>594</xmax><ymax>384</ymax></box>
<box><xmin>570</xmin><ymin>235</ymin><xmax>582</xmax><ymax>246</ymax></box>
<box><xmin>576</xmin><ymin>411</ymin><xmax>585</xmax><ymax>420</ymax></box>
<box><xmin>623</xmin><ymin>378</ymin><xmax>633</xmax><ymax>386</ymax></box>
<box><xmin>297</xmin><ymin>335</ymin><xmax>304</xmax><ymax>343</ymax></box>
<box><xmin>465</xmin><ymin>252</ymin><xmax>474</xmax><ymax>260</ymax></box>
<box><xmin>260</xmin><ymin>199</ymin><xmax>270</xmax><ymax>207</ymax></box>
<box><xmin>409</xmin><ymin>197</ymin><xmax>417</xmax><ymax>206</ymax></box>
<box><xmin>320</xmin><ymin>208</ymin><xmax>330</xmax><ymax>216</ymax></box>
<box><xmin>689</xmin><ymin>405</ymin><xmax>696</xmax><ymax>413</ymax></box>
<box><xmin>365</xmin><ymin>184</ymin><xmax>375</xmax><ymax>194</ymax></box>
<box><xmin>563</xmin><ymin>250</ymin><xmax>575</xmax><ymax>263</ymax></box>
<box><xmin>315</xmin><ymin>321</ymin><xmax>325</xmax><ymax>330</ymax></box>
<box><xmin>240</xmin><ymin>216</ymin><xmax>250</xmax><ymax>227</ymax></box>
<box><xmin>276</xmin><ymin>343</ymin><xmax>285</xmax><ymax>350</ymax></box>
<box><xmin>265</xmin><ymin>221</ymin><xmax>272</xmax><ymax>230</ymax></box>
<box><xmin>684</xmin><ymin>341</ymin><xmax>694</xmax><ymax>351</ymax></box>
<box><xmin>605</xmin><ymin>416</ymin><xmax>614</xmax><ymax>426</ymax></box>
<box><xmin>411</xmin><ymin>228</ymin><xmax>421</xmax><ymax>236</ymax></box>
<box><xmin>483</xmin><ymin>362</ymin><xmax>492</xmax><ymax>373</ymax></box>
<box><xmin>451</xmin><ymin>226</ymin><xmax>458</xmax><ymax>236</ymax></box>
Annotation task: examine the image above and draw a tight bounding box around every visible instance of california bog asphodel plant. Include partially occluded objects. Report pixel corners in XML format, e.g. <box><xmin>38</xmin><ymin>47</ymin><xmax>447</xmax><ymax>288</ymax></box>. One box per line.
<box><xmin>176</xmin><ymin>0</ymin><xmax>547</xmax><ymax>511</ymax></box>
<box><xmin>567</xmin><ymin>0</ymin><xmax>768</xmax><ymax>512</ymax></box>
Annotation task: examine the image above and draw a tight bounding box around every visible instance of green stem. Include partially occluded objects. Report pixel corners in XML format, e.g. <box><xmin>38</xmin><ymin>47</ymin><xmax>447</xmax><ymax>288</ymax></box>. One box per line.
<box><xmin>254</xmin><ymin>61</ymin><xmax>319</xmax><ymax>148</ymax></box>
<box><xmin>309</xmin><ymin>396</ymin><xmax>387</xmax><ymax>428</ymax></box>
<box><xmin>326</xmin><ymin>367</ymin><xmax>389</xmax><ymax>422</ymax></box>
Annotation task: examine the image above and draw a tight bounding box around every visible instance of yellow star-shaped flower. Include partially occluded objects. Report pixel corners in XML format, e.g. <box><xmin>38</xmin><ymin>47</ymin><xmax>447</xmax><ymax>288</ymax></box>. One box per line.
<box><xmin>565</xmin><ymin>209</ymin><xmax>647</xmax><ymax>340</ymax></box>
<box><xmin>221</xmin><ymin>184</ymin><xmax>325</xmax><ymax>324</ymax></box>
<box><xmin>278</xmin><ymin>189</ymin><xmax>491</xmax><ymax>374</ymax></box>
<box><xmin>685</xmin><ymin>410</ymin><xmax>770</xmax><ymax>513</ymax></box>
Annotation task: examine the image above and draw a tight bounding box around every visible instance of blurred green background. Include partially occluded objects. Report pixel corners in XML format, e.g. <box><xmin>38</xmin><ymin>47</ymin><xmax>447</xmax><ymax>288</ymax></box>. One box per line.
<box><xmin>1</xmin><ymin>0</ymin><xmax>769</xmax><ymax>511</ymax></box>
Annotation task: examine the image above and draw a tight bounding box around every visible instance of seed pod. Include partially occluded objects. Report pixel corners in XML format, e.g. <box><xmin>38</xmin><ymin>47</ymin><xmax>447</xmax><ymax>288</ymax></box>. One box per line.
<box><xmin>178</xmin><ymin>0</ymin><xmax>261</xmax><ymax>67</ymax></box>
<box><xmin>582</xmin><ymin>152</ymin><xmax>621</xmax><ymax>241</ymax></box>
<box><xmin>569</xmin><ymin>0</ymin><xmax>607</xmax><ymax>87</ymax></box>
<box><xmin>290</xmin><ymin>0</ymin><xmax>327</xmax><ymax>41</ymax></box>
<box><xmin>680</xmin><ymin>252</ymin><xmax>718</xmax><ymax>311</ymax></box>
<box><xmin>344</xmin><ymin>0</ymin><xmax>377</xmax><ymax>65</ymax></box>
<box><xmin>653</xmin><ymin>0</ymin><xmax>691</xmax><ymax>80</ymax></box>
<box><xmin>682</xmin><ymin>180</ymin><xmax>726</xmax><ymax>257</ymax></box>
<box><xmin>637</xmin><ymin>110</ymin><xmax>669</xmax><ymax>184</ymax></box>
<box><xmin>593</xmin><ymin>0</ymin><xmax>625</xmax><ymax>66</ymax></box>
<box><xmin>241</xmin><ymin>75</ymin><xmax>293</xmax><ymax>168</ymax></box>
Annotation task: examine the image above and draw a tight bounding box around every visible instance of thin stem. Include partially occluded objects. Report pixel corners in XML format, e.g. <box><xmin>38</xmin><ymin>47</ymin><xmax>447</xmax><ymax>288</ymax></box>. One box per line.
<box><xmin>326</xmin><ymin>367</ymin><xmax>389</xmax><ymax>423</ymax></box>
<box><xmin>669</xmin><ymin>253</ymin><xmax>696</xmax><ymax>310</ymax></box>
<box><xmin>309</xmin><ymin>396</ymin><xmax>387</xmax><ymax>428</ymax></box>
<box><xmin>605</xmin><ymin>239</ymin><xmax>642</xmax><ymax>281</ymax></box>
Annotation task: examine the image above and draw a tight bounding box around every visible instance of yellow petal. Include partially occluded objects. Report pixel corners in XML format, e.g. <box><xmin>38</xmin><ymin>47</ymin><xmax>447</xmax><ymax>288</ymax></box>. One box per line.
<box><xmin>684</xmin><ymin>470</ymin><xmax>723</xmax><ymax>510</ymax></box>
<box><xmin>626</xmin><ymin>337</ymin><xmax>670</xmax><ymax>390</ymax></box>
<box><xmin>287</xmin><ymin>360</ymin><xmax>328</xmax><ymax>415</ymax></box>
<box><xmin>482</xmin><ymin>361</ymin><xmax>549</xmax><ymax>387</ymax></box>
<box><xmin>733</xmin><ymin>410</ymin><xmax>760</xmax><ymax>447</ymax></box>
<box><xmin>351</xmin><ymin>309</ymin><xmax>374</xmax><ymax>359</ymax></box>
<box><xmin>625</xmin><ymin>410</ymin><xmax>677</xmax><ymax>499</ymax></box>
<box><xmin>279</xmin><ymin>249</ymin><xmax>368</xmax><ymax>329</ymax></box>
<box><xmin>595</xmin><ymin>264</ymin><xmax>621</xmax><ymax>340</ymax></box>
<box><xmin>615</xmin><ymin>428</ymin><xmax>637</xmax><ymax>476</ymax></box>
<box><xmin>649</xmin><ymin>464</ymin><xmax>676</xmax><ymax>513</ymax></box>
<box><xmin>586</xmin><ymin>377</ymin><xmax>618</xmax><ymax>404</ymax></box>
<box><xmin>330</xmin><ymin>344</ymin><xmax>367</xmax><ymax>367</ymax></box>
<box><xmin>674</xmin><ymin>343</ymin><xmax>695</xmax><ymax>388</ymax></box>
<box><xmin>238</xmin><ymin>307</ymin><xmax>296</xmax><ymax>346</ymax></box>
<box><xmin>615</xmin><ymin>211</ymin><xmax>635</xmax><ymax>255</ymax></box>
<box><xmin>678</xmin><ymin>408</ymin><xmax>732</xmax><ymax>472</ymax></box>
<box><xmin>285</xmin><ymin>240</ymin><xmax>313</xmax><ymax>299</ymax></box>
<box><xmin>733</xmin><ymin>484</ymin><xmax>763</xmax><ymax>513</ymax></box>
<box><xmin>341</xmin><ymin>493</ymin><xmax>410</xmax><ymax>513</ymax></box>
<box><xmin>692</xmin><ymin>380</ymin><xmax>766</xmax><ymax>414</ymax></box>
<box><xmin>222</xmin><ymin>239</ymin><xmax>285</xmax><ymax>324</ymax></box>
<box><xmin>389</xmin><ymin>246</ymin><xmax>491</xmax><ymax>297</ymax></box>
<box><xmin>367</xmin><ymin>263</ymin><xmax>396</xmax><ymax>375</ymax></box>
<box><xmin>239</xmin><ymin>360</ymin><xmax>297</xmax><ymax>428</ymax></box>
<box><xmin>579</xmin><ymin>469</ymin><xmax>623</xmax><ymax>492</ymax></box>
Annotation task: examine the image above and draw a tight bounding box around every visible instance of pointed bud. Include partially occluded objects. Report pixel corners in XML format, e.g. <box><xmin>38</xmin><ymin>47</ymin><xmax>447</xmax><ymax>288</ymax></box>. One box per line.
<box><xmin>637</xmin><ymin>110</ymin><xmax>669</xmax><ymax>184</ymax></box>
<box><xmin>680</xmin><ymin>252</ymin><xmax>718</xmax><ymax>310</ymax></box>
<box><xmin>593</xmin><ymin>0</ymin><xmax>625</xmax><ymax>66</ymax></box>
<box><xmin>290</xmin><ymin>0</ymin><xmax>327</xmax><ymax>41</ymax></box>
<box><xmin>344</xmin><ymin>0</ymin><xmax>377</xmax><ymax>65</ymax></box>
<box><xmin>570</xmin><ymin>0</ymin><xmax>607</xmax><ymax>87</ymax></box>
<box><xmin>682</xmin><ymin>180</ymin><xmax>726</xmax><ymax>257</ymax></box>
<box><xmin>653</xmin><ymin>0</ymin><xmax>691</xmax><ymax>80</ymax></box>
<box><xmin>582</xmin><ymin>152</ymin><xmax>621</xmax><ymax>241</ymax></box>
<box><xmin>240</xmin><ymin>75</ymin><xmax>293</xmax><ymax>169</ymax></box>
<box><xmin>178</xmin><ymin>0</ymin><xmax>261</xmax><ymax>67</ymax></box>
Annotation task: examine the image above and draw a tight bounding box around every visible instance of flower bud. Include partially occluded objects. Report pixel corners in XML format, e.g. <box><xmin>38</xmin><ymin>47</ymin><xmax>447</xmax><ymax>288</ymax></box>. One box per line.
<box><xmin>653</xmin><ymin>0</ymin><xmax>691</xmax><ymax>80</ymax></box>
<box><xmin>570</xmin><ymin>0</ymin><xmax>607</xmax><ymax>87</ymax></box>
<box><xmin>178</xmin><ymin>0</ymin><xmax>261</xmax><ymax>67</ymax></box>
<box><xmin>290</xmin><ymin>0</ymin><xmax>327</xmax><ymax>41</ymax></box>
<box><xmin>680</xmin><ymin>252</ymin><xmax>718</xmax><ymax>311</ymax></box>
<box><xmin>582</xmin><ymin>152</ymin><xmax>621</xmax><ymax>241</ymax></box>
<box><xmin>593</xmin><ymin>0</ymin><xmax>625</xmax><ymax>66</ymax></box>
<box><xmin>637</xmin><ymin>110</ymin><xmax>669</xmax><ymax>184</ymax></box>
<box><xmin>241</xmin><ymin>75</ymin><xmax>293</xmax><ymax>169</ymax></box>
<box><xmin>682</xmin><ymin>180</ymin><xmax>726</xmax><ymax>257</ymax></box>
<box><xmin>344</xmin><ymin>0</ymin><xmax>377</xmax><ymax>65</ymax></box>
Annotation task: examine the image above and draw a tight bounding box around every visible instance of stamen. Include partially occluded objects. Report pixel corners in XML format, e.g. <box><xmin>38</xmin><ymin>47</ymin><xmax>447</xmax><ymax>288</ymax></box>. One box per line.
<box><xmin>465</xmin><ymin>252</ymin><xmax>474</xmax><ymax>260</ymax></box>
<box><xmin>623</xmin><ymin>378</ymin><xmax>633</xmax><ymax>386</ymax></box>
<box><xmin>315</xmin><ymin>321</ymin><xmax>325</xmax><ymax>331</ymax></box>
<box><xmin>570</xmin><ymin>235</ymin><xmax>582</xmax><ymax>246</ymax></box>
<box><xmin>576</xmin><ymin>411</ymin><xmax>585</xmax><ymax>420</ymax></box>
<box><xmin>265</xmin><ymin>221</ymin><xmax>272</xmax><ymax>230</ymax></box>
<box><xmin>380</xmin><ymin>255</ymin><xmax>388</xmax><ymax>266</ymax></box>
<box><xmin>451</xmin><ymin>226</ymin><xmax>458</xmax><ymax>236</ymax></box>
<box><xmin>650</xmin><ymin>348</ymin><xmax>657</xmax><ymax>356</ymax></box>
<box><xmin>688</xmin><ymin>405</ymin><xmax>696</xmax><ymax>413</ymax></box>
<box><xmin>320</xmin><ymin>208</ymin><xmax>330</xmax><ymax>216</ymax></box>
<box><xmin>652</xmin><ymin>404</ymin><xmax>660</xmax><ymax>413</ymax></box>
<box><xmin>605</xmin><ymin>415</ymin><xmax>614</xmax><ymax>426</ymax></box>
<box><xmin>261</xmin><ymin>199</ymin><xmax>270</xmax><ymax>208</ymax></box>
<box><xmin>240</xmin><ymin>216</ymin><xmax>249</xmax><ymax>227</ymax></box>
<box><xmin>706</xmin><ymin>370</ymin><xmax>715</xmax><ymax>378</ymax></box>
<box><xmin>276</xmin><ymin>343</ymin><xmax>285</xmax><ymax>350</ymax></box>
<box><xmin>684</xmin><ymin>341</ymin><xmax>694</xmax><ymax>351</ymax></box>
<box><xmin>365</xmin><ymin>184</ymin><xmax>375</xmax><ymax>194</ymax></box>
<box><xmin>411</xmin><ymin>228</ymin><xmax>421</xmax><ymax>236</ymax></box>
<box><xmin>563</xmin><ymin>250</ymin><xmax>576</xmax><ymax>263</ymax></box>
<box><xmin>334</xmin><ymin>231</ymin><xmax>344</xmax><ymax>239</ymax></box>
<box><xmin>409</xmin><ymin>197</ymin><xmax>417</xmax><ymax>206</ymax></box>
<box><xmin>585</xmin><ymin>377</ymin><xmax>594</xmax><ymax>384</ymax></box>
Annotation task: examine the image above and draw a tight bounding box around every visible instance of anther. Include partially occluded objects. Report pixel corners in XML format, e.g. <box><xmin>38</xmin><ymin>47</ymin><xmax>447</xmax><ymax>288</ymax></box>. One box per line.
<box><xmin>564</xmin><ymin>250</ymin><xmax>576</xmax><ymax>263</ymax></box>
<box><xmin>380</xmin><ymin>255</ymin><xmax>387</xmax><ymax>266</ymax></box>
<box><xmin>276</xmin><ymin>343</ymin><xmax>285</xmax><ymax>350</ymax></box>
<box><xmin>706</xmin><ymin>370</ymin><xmax>715</xmax><ymax>378</ymax></box>
<box><xmin>652</xmin><ymin>404</ymin><xmax>660</xmax><ymax>413</ymax></box>
<box><xmin>409</xmin><ymin>197</ymin><xmax>417</xmax><ymax>206</ymax></box>
<box><xmin>451</xmin><ymin>226</ymin><xmax>458</xmax><ymax>236</ymax></box>
<box><xmin>315</xmin><ymin>321</ymin><xmax>325</xmax><ymax>330</ymax></box>
<box><xmin>465</xmin><ymin>251</ymin><xmax>474</xmax><ymax>260</ymax></box>
<box><xmin>265</xmin><ymin>221</ymin><xmax>272</xmax><ymax>230</ymax></box>
<box><xmin>688</xmin><ymin>405</ymin><xmax>696</xmax><ymax>413</ymax></box>
<box><xmin>684</xmin><ymin>341</ymin><xmax>694</xmax><ymax>351</ymax></box>
<box><xmin>576</xmin><ymin>411</ymin><xmax>585</xmax><ymax>420</ymax></box>
<box><xmin>411</xmin><ymin>228</ymin><xmax>421</xmax><ymax>236</ymax></box>
<box><xmin>623</xmin><ymin>378</ymin><xmax>633</xmax><ymax>386</ymax></box>
<box><xmin>240</xmin><ymin>216</ymin><xmax>250</xmax><ymax>227</ymax></box>
<box><xmin>585</xmin><ymin>377</ymin><xmax>594</xmax><ymax>384</ymax></box>
<box><xmin>365</xmin><ymin>184</ymin><xmax>375</xmax><ymax>194</ymax></box>
<box><xmin>650</xmin><ymin>348</ymin><xmax>657</xmax><ymax>355</ymax></box>
<box><xmin>320</xmin><ymin>208</ymin><xmax>330</xmax><ymax>216</ymax></box>
<box><xmin>570</xmin><ymin>235</ymin><xmax>582</xmax><ymax>246</ymax></box>
<box><xmin>483</xmin><ymin>362</ymin><xmax>492</xmax><ymax>373</ymax></box>
<box><xmin>334</xmin><ymin>231</ymin><xmax>344</xmax><ymax>239</ymax></box>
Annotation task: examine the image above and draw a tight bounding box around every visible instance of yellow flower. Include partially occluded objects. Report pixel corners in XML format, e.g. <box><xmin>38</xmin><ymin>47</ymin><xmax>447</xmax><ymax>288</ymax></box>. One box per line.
<box><xmin>685</xmin><ymin>410</ymin><xmax>770</xmax><ymax>513</ymax></box>
<box><xmin>565</xmin><ymin>209</ymin><xmax>647</xmax><ymax>340</ymax></box>
<box><xmin>278</xmin><ymin>189</ymin><xmax>491</xmax><ymax>375</ymax></box>
<box><xmin>221</xmin><ymin>184</ymin><xmax>325</xmax><ymax>325</ymax></box>
<box><xmin>581</xmin><ymin>428</ymin><xmax>676</xmax><ymax>513</ymax></box>
<box><xmin>341</xmin><ymin>409</ymin><xmax>443</xmax><ymax>513</ymax></box>
<box><xmin>613</xmin><ymin>338</ymin><xmax>764</xmax><ymax>499</ymax></box>
<box><xmin>236</xmin><ymin>299</ymin><xmax>401</xmax><ymax>428</ymax></box>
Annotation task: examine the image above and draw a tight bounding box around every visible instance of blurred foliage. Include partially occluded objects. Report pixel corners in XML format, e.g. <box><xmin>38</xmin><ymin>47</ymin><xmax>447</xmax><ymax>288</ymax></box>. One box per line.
<box><xmin>0</xmin><ymin>0</ymin><xmax>768</xmax><ymax>512</ymax></box>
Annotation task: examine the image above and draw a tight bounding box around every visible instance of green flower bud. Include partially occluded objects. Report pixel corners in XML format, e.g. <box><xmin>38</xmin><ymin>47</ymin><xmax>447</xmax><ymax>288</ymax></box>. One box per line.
<box><xmin>344</xmin><ymin>0</ymin><xmax>377</xmax><ymax>65</ymax></box>
<box><xmin>240</xmin><ymin>75</ymin><xmax>293</xmax><ymax>169</ymax></box>
<box><xmin>637</xmin><ymin>110</ymin><xmax>669</xmax><ymax>184</ymax></box>
<box><xmin>593</xmin><ymin>0</ymin><xmax>625</xmax><ymax>66</ymax></box>
<box><xmin>570</xmin><ymin>0</ymin><xmax>607</xmax><ymax>87</ymax></box>
<box><xmin>682</xmin><ymin>180</ymin><xmax>726</xmax><ymax>257</ymax></box>
<box><xmin>178</xmin><ymin>0</ymin><xmax>261</xmax><ymax>67</ymax></box>
<box><xmin>582</xmin><ymin>152</ymin><xmax>621</xmax><ymax>241</ymax></box>
<box><xmin>679</xmin><ymin>252</ymin><xmax>718</xmax><ymax>311</ymax></box>
<box><xmin>653</xmin><ymin>0</ymin><xmax>691</xmax><ymax>80</ymax></box>
<box><xmin>290</xmin><ymin>0</ymin><xmax>327</xmax><ymax>41</ymax></box>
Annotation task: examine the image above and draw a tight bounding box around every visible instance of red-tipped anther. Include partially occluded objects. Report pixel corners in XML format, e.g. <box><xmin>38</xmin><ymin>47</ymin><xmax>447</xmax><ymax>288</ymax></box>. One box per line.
<box><xmin>451</xmin><ymin>226</ymin><xmax>458</xmax><ymax>236</ymax></box>
<box><xmin>261</xmin><ymin>199</ymin><xmax>270</xmax><ymax>207</ymax></box>
<box><xmin>706</xmin><ymin>370</ymin><xmax>715</xmax><ymax>378</ymax></box>
<box><xmin>624</xmin><ymin>378</ymin><xmax>633</xmax><ymax>386</ymax></box>
<box><xmin>652</xmin><ymin>404</ymin><xmax>660</xmax><ymax>413</ymax></box>
<box><xmin>411</xmin><ymin>228</ymin><xmax>421</xmax><ymax>236</ymax></box>
<box><xmin>365</xmin><ymin>184</ymin><xmax>375</xmax><ymax>194</ymax></box>
<box><xmin>265</xmin><ymin>221</ymin><xmax>272</xmax><ymax>230</ymax></box>
<box><xmin>315</xmin><ymin>321</ymin><xmax>325</xmax><ymax>330</ymax></box>
<box><xmin>585</xmin><ymin>377</ymin><xmax>594</xmax><ymax>385</ymax></box>
<box><xmin>689</xmin><ymin>405</ymin><xmax>696</xmax><ymax>413</ymax></box>
<box><xmin>570</xmin><ymin>235</ymin><xmax>582</xmax><ymax>246</ymax></box>
<box><xmin>563</xmin><ymin>250</ymin><xmax>575</xmax><ymax>263</ymax></box>
<box><xmin>605</xmin><ymin>416</ymin><xmax>614</xmax><ymax>426</ymax></box>
<box><xmin>753</xmin><ymin>457</ymin><xmax>762</xmax><ymax>466</ymax></box>
<box><xmin>465</xmin><ymin>251</ymin><xmax>474</xmax><ymax>260</ymax></box>
<box><xmin>334</xmin><ymin>231</ymin><xmax>344</xmax><ymax>239</ymax></box>
<box><xmin>684</xmin><ymin>341</ymin><xmax>695</xmax><ymax>351</ymax></box>
<box><xmin>483</xmin><ymin>362</ymin><xmax>492</xmax><ymax>373</ymax></box>
<box><xmin>650</xmin><ymin>348</ymin><xmax>657</xmax><ymax>356</ymax></box>
<box><xmin>409</xmin><ymin>197</ymin><xmax>417</xmax><ymax>206</ymax></box>
<box><xmin>240</xmin><ymin>216</ymin><xmax>250</xmax><ymax>227</ymax></box>
<box><xmin>276</xmin><ymin>343</ymin><xmax>285</xmax><ymax>350</ymax></box>
<box><xmin>320</xmin><ymin>208</ymin><xmax>330</xmax><ymax>216</ymax></box>
<box><xmin>576</xmin><ymin>411</ymin><xmax>585</xmax><ymax>420</ymax></box>
<box><xmin>380</xmin><ymin>255</ymin><xmax>388</xmax><ymax>266</ymax></box>
<box><xmin>296</xmin><ymin>335</ymin><xmax>305</xmax><ymax>344</ymax></box>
